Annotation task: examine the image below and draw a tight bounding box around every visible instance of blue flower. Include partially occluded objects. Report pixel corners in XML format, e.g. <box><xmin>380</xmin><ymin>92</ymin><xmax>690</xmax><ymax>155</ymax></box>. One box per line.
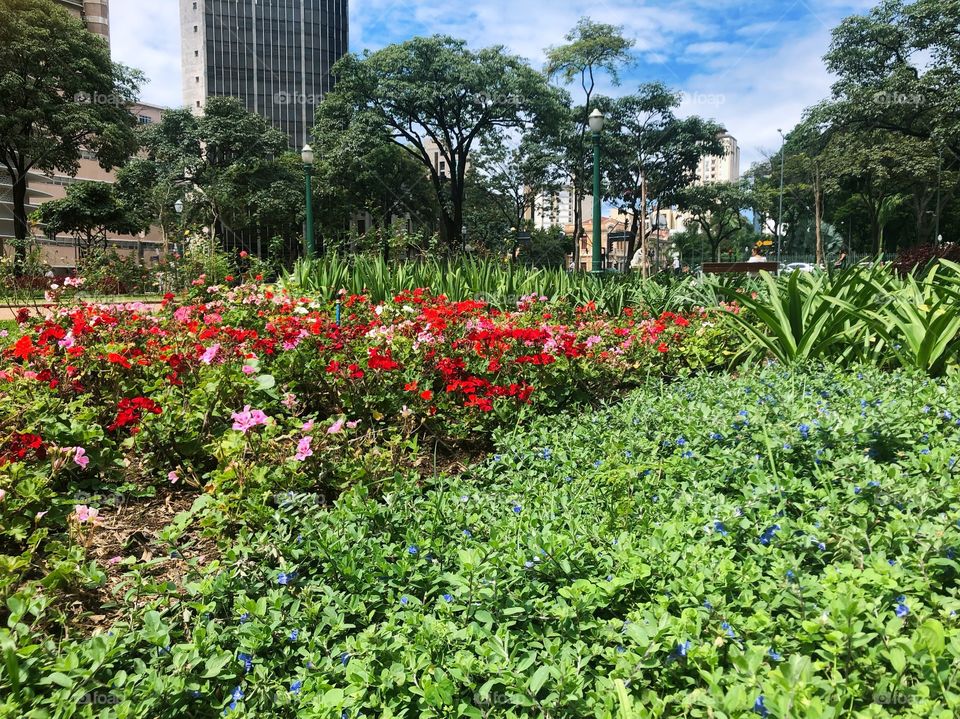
<box><xmin>676</xmin><ymin>436</ymin><xmax>687</xmax><ymax>447</ymax></box>
<box><xmin>888</xmin><ymin>559</ymin><xmax>896</xmax><ymax>566</ymax></box>
<box><xmin>710</xmin><ymin>432</ymin><xmax>724</xmax><ymax>441</ymax></box>
<box><xmin>854</xmin><ymin>486</ymin><xmax>862</xmax><ymax>495</ymax></box>
<box><xmin>817</xmin><ymin>541</ymin><xmax>826</xmax><ymax>552</ymax></box>
<box><xmin>672</xmin><ymin>640</ymin><xmax>691</xmax><ymax>658</ymax></box>
<box><xmin>703</xmin><ymin>599</ymin><xmax>713</xmax><ymax>610</ymax></box>
<box><xmin>624</xmin><ymin>450</ymin><xmax>633</xmax><ymax>459</ymax></box>
<box><xmin>238</xmin><ymin>653</ymin><xmax>253</xmax><ymax>672</ymax></box>
<box><xmin>512</xmin><ymin>504</ymin><xmax>522</xmax><ymax>514</ymax></box>
<box><xmin>408</xmin><ymin>545</ymin><xmax>419</xmax><ymax>555</ymax></box>
<box><xmin>493</xmin><ymin>454</ymin><xmax>502</xmax><ymax>462</ymax></box>
<box><xmin>768</xmin><ymin>648</ymin><xmax>783</xmax><ymax>661</ymax></box>
<box><xmin>753</xmin><ymin>694</ymin><xmax>769</xmax><ymax>717</ymax></box>
<box><xmin>714</xmin><ymin>521</ymin><xmax>729</xmax><ymax>537</ymax></box>
<box><xmin>943</xmin><ymin>411</ymin><xmax>953</xmax><ymax>421</ymax></box>
<box><xmin>539</xmin><ymin>448</ymin><xmax>552</xmax><ymax>460</ymax></box>
<box><xmin>594</xmin><ymin>459</ymin><xmax>603</xmax><ymax>468</ymax></box>
<box><xmin>289</xmin><ymin>629</ymin><xmax>299</xmax><ymax>642</ymax></box>
<box><xmin>739</xmin><ymin>410</ymin><xmax>749</xmax><ymax>417</ymax></box>
<box><xmin>400</xmin><ymin>596</ymin><xmax>409</xmax><ymax>605</ymax></box>
<box><xmin>798</xmin><ymin>424</ymin><xmax>811</xmax><ymax>439</ymax></box>
<box><xmin>759</xmin><ymin>524</ymin><xmax>781</xmax><ymax>546</ymax></box>
<box><xmin>895</xmin><ymin>596</ymin><xmax>909</xmax><ymax>618</ymax></box>
<box><xmin>721</xmin><ymin>621</ymin><xmax>736</xmax><ymax>639</ymax></box>
<box><xmin>340</xmin><ymin>652</ymin><xmax>350</xmax><ymax>666</ymax></box>
<box><xmin>443</xmin><ymin>593</ymin><xmax>453</xmax><ymax>602</ymax></box>
<box><xmin>239</xmin><ymin>612</ymin><xmax>250</xmax><ymax>623</ymax></box>
<box><xmin>782</xmin><ymin>443</ymin><xmax>792</xmax><ymax>450</ymax></box>
<box><xmin>682</xmin><ymin>451</ymin><xmax>694</xmax><ymax>459</ymax></box>
<box><xmin>277</xmin><ymin>572</ymin><xmax>291</xmax><ymax>585</ymax></box>
<box><xmin>786</xmin><ymin>569</ymin><xmax>796</xmax><ymax>581</ymax></box>
<box><xmin>462</xmin><ymin>529</ymin><xmax>472</xmax><ymax>538</ymax></box>
<box><xmin>289</xmin><ymin>680</ymin><xmax>302</xmax><ymax>694</ymax></box>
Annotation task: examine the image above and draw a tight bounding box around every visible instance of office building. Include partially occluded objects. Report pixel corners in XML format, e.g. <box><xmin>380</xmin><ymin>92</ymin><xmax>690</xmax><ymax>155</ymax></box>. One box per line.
<box><xmin>528</xmin><ymin>186</ymin><xmax>594</xmax><ymax>231</ymax></box>
<box><xmin>181</xmin><ymin>0</ymin><xmax>349</xmax><ymax>147</ymax></box>
<box><xmin>696</xmin><ymin>131</ymin><xmax>740</xmax><ymax>184</ymax></box>
<box><xmin>54</xmin><ymin>0</ymin><xmax>110</xmax><ymax>46</ymax></box>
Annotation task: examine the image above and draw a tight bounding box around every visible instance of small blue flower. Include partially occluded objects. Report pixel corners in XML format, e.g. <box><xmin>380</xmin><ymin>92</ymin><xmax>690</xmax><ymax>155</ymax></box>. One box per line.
<box><xmin>714</xmin><ymin>521</ymin><xmax>729</xmax><ymax>537</ymax></box>
<box><xmin>786</xmin><ymin>569</ymin><xmax>796</xmax><ymax>581</ymax></box>
<box><xmin>443</xmin><ymin>593</ymin><xmax>453</xmax><ymax>602</ymax></box>
<box><xmin>943</xmin><ymin>411</ymin><xmax>953</xmax><ymax>421</ymax></box>
<box><xmin>710</xmin><ymin>432</ymin><xmax>724</xmax><ymax>441</ymax></box>
<box><xmin>238</xmin><ymin>653</ymin><xmax>253</xmax><ymax>672</ymax></box>
<box><xmin>231</xmin><ymin>686</ymin><xmax>244</xmax><ymax>701</ymax></box>
<box><xmin>895</xmin><ymin>596</ymin><xmax>909</xmax><ymax>618</ymax></box>
<box><xmin>799</xmin><ymin>424</ymin><xmax>811</xmax><ymax>439</ymax></box>
<box><xmin>408</xmin><ymin>545</ymin><xmax>419</xmax><ymax>555</ymax></box>
<box><xmin>682</xmin><ymin>451</ymin><xmax>694</xmax><ymax>459</ymax></box>
<box><xmin>759</xmin><ymin>524</ymin><xmax>781</xmax><ymax>546</ymax></box>
<box><xmin>539</xmin><ymin>448</ymin><xmax>552</xmax><ymax>460</ymax></box>
<box><xmin>721</xmin><ymin>621</ymin><xmax>736</xmax><ymax>639</ymax></box>
<box><xmin>400</xmin><ymin>596</ymin><xmax>409</xmax><ymax>605</ymax></box>
<box><xmin>239</xmin><ymin>612</ymin><xmax>250</xmax><ymax>623</ymax></box>
<box><xmin>512</xmin><ymin>504</ymin><xmax>522</xmax><ymax>514</ymax></box>
<box><xmin>289</xmin><ymin>629</ymin><xmax>299</xmax><ymax>642</ymax></box>
<box><xmin>289</xmin><ymin>680</ymin><xmax>302</xmax><ymax>694</ymax></box>
<box><xmin>462</xmin><ymin>529</ymin><xmax>472</xmax><ymax>538</ymax></box>
<box><xmin>624</xmin><ymin>450</ymin><xmax>633</xmax><ymax>459</ymax></box>
<box><xmin>782</xmin><ymin>443</ymin><xmax>792</xmax><ymax>450</ymax></box>
<box><xmin>817</xmin><ymin>541</ymin><xmax>826</xmax><ymax>552</ymax></box>
<box><xmin>493</xmin><ymin>454</ymin><xmax>502</xmax><ymax>462</ymax></box>
<box><xmin>703</xmin><ymin>599</ymin><xmax>713</xmax><ymax>610</ymax></box>
<box><xmin>593</xmin><ymin>459</ymin><xmax>602</xmax><ymax>468</ymax></box>
<box><xmin>676</xmin><ymin>436</ymin><xmax>687</xmax><ymax>447</ymax></box>
<box><xmin>672</xmin><ymin>640</ymin><xmax>691</xmax><ymax>658</ymax></box>
<box><xmin>340</xmin><ymin>652</ymin><xmax>350</xmax><ymax>666</ymax></box>
<box><xmin>768</xmin><ymin>648</ymin><xmax>783</xmax><ymax>661</ymax></box>
<box><xmin>278</xmin><ymin>572</ymin><xmax>290</xmax><ymax>585</ymax></box>
<box><xmin>854</xmin><ymin>486</ymin><xmax>862</xmax><ymax>495</ymax></box>
<box><xmin>739</xmin><ymin>410</ymin><xmax>749</xmax><ymax>417</ymax></box>
<box><xmin>753</xmin><ymin>694</ymin><xmax>769</xmax><ymax>717</ymax></box>
<box><xmin>888</xmin><ymin>559</ymin><xmax>896</xmax><ymax>566</ymax></box>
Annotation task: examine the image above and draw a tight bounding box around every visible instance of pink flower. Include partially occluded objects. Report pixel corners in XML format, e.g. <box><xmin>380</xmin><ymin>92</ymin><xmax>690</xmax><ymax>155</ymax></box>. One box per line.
<box><xmin>74</xmin><ymin>505</ymin><xmax>99</xmax><ymax>524</ymax></box>
<box><xmin>301</xmin><ymin>420</ymin><xmax>315</xmax><ymax>432</ymax></box>
<box><xmin>58</xmin><ymin>332</ymin><xmax>76</xmax><ymax>350</ymax></box>
<box><xmin>586</xmin><ymin>335</ymin><xmax>602</xmax><ymax>348</ymax></box>
<box><xmin>35</xmin><ymin>511</ymin><xmax>48</xmax><ymax>521</ymax></box>
<box><xmin>108</xmin><ymin>556</ymin><xmax>123</xmax><ymax>566</ymax></box>
<box><xmin>400</xmin><ymin>405</ymin><xmax>412</xmax><ymax>418</ymax></box>
<box><xmin>231</xmin><ymin>405</ymin><xmax>269</xmax><ymax>433</ymax></box>
<box><xmin>346</xmin><ymin>420</ymin><xmax>360</xmax><ymax>429</ymax></box>
<box><xmin>168</xmin><ymin>471</ymin><xmax>179</xmax><ymax>484</ymax></box>
<box><xmin>0</xmin><ymin>488</ymin><xmax>6</xmax><ymax>502</ymax></box>
<box><xmin>200</xmin><ymin>343</ymin><xmax>221</xmax><ymax>365</ymax></box>
<box><xmin>294</xmin><ymin>436</ymin><xmax>313</xmax><ymax>461</ymax></box>
<box><xmin>73</xmin><ymin>447</ymin><xmax>90</xmax><ymax>469</ymax></box>
<box><xmin>327</xmin><ymin>418</ymin><xmax>345</xmax><ymax>434</ymax></box>
<box><xmin>242</xmin><ymin>364</ymin><xmax>256</xmax><ymax>375</ymax></box>
<box><xmin>282</xmin><ymin>393</ymin><xmax>298</xmax><ymax>410</ymax></box>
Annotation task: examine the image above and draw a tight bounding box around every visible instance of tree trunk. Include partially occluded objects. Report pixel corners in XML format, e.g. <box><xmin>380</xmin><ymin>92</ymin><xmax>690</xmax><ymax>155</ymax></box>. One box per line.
<box><xmin>11</xmin><ymin>171</ymin><xmax>30</xmax><ymax>277</ymax></box>
<box><xmin>814</xmin><ymin>164</ymin><xmax>824</xmax><ymax>266</ymax></box>
<box><xmin>640</xmin><ymin>174</ymin><xmax>649</xmax><ymax>278</ymax></box>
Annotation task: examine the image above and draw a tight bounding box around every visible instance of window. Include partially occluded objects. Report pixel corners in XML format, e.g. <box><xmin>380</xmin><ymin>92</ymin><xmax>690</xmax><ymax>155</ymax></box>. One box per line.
<box><xmin>137</xmin><ymin>115</ymin><xmax>153</xmax><ymax>125</ymax></box>
<box><xmin>196</xmin><ymin>101</ymin><xmax>201</xmax><ymax>107</ymax></box>
<box><xmin>194</xmin><ymin>25</ymin><xmax>198</xmax><ymax>32</ymax></box>
<box><xmin>193</xmin><ymin>1</ymin><xmax>197</xmax><ymax>8</ymax></box>
<box><xmin>195</xmin><ymin>50</ymin><xmax>199</xmax><ymax>57</ymax></box>
<box><xmin>196</xmin><ymin>76</ymin><xmax>200</xmax><ymax>83</ymax></box>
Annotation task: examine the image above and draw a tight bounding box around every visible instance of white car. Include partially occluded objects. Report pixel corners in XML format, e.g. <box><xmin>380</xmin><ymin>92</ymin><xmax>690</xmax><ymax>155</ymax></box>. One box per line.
<box><xmin>782</xmin><ymin>262</ymin><xmax>817</xmax><ymax>273</ymax></box>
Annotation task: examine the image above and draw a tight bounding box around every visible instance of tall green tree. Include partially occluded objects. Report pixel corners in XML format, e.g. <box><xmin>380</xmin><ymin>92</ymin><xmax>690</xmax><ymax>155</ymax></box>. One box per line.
<box><xmin>326</xmin><ymin>36</ymin><xmax>565</xmax><ymax>251</ymax></box>
<box><xmin>677</xmin><ymin>182</ymin><xmax>753</xmax><ymax>262</ymax></box>
<box><xmin>31</xmin><ymin>180</ymin><xmax>148</xmax><ymax>255</ymax></box>
<box><xmin>0</xmin><ymin>0</ymin><xmax>142</xmax><ymax>274</ymax></box>
<box><xmin>603</xmin><ymin>83</ymin><xmax>724</xmax><ymax>271</ymax></box>
<box><xmin>546</xmin><ymin>19</ymin><xmax>634</xmax><ymax>267</ymax></box>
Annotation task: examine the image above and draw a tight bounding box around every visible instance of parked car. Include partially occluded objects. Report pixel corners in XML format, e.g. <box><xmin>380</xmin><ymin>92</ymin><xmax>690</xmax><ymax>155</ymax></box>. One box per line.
<box><xmin>782</xmin><ymin>262</ymin><xmax>817</xmax><ymax>273</ymax></box>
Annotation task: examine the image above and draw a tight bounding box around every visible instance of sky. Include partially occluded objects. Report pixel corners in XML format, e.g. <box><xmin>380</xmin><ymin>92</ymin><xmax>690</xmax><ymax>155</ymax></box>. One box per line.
<box><xmin>109</xmin><ymin>0</ymin><xmax>878</xmax><ymax>171</ymax></box>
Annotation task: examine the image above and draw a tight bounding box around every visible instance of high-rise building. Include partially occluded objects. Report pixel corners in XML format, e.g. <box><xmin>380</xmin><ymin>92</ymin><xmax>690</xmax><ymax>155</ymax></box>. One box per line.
<box><xmin>696</xmin><ymin>131</ymin><xmax>740</xmax><ymax>184</ymax></box>
<box><xmin>527</xmin><ymin>186</ymin><xmax>593</xmax><ymax>231</ymax></box>
<box><xmin>181</xmin><ymin>0</ymin><xmax>349</xmax><ymax>148</ymax></box>
<box><xmin>53</xmin><ymin>0</ymin><xmax>110</xmax><ymax>46</ymax></box>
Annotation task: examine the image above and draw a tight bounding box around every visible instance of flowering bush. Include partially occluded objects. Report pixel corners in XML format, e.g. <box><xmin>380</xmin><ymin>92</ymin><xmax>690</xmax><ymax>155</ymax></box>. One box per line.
<box><xmin>0</xmin><ymin>283</ymin><xmax>732</xmax><ymax>608</ymax></box>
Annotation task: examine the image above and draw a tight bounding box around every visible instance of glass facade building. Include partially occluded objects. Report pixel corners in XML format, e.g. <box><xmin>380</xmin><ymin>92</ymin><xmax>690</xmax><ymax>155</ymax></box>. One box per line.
<box><xmin>181</xmin><ymin>0</ymin><xmax>348</xmax><ymax>147</ymax></box>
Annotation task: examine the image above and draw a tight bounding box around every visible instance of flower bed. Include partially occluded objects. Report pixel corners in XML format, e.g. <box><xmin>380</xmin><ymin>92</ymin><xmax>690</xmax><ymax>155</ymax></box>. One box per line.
<box><xmin>0</xmin><ymin>284</ymin><xmax>733</xmax><ymax>609</ymax></box>
<box><xmin>3</xmin><ymin>365</ymin><xmax>959</xmax><ymax>717</ymax></box>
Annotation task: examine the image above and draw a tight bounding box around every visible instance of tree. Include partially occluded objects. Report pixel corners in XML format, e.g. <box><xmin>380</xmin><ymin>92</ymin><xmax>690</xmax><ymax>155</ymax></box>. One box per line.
<box><xmin>603</xmin><ymin>83</ymin><xmax>725</xmax><ymax>273</ymax></box>
<box><xmin>825</xmin><ymin>0</ymin><xmax>960</xmax><ymax>161</ymax></box>
<box><xmin>132</xmin><ymin>99</ymin><xmax>293</xmax><ymax>262</ymax></box>
<box><xmin>326</xmin><ymin>36</ymin><xmax>566</xmax><ymax>251</ymax></box>
<box><xmin>31</xmin><ymin>180</ymin><xmax>148</xmax><ymax>255</ymax></box>
<box><xmin>0</xmin><ymin>0</ymin><xmax>142</xmax><ymax>274</ymax></box>
<box><xmin>677</xmin><ymin>182</ymin><xmax>752</xmax><ymax>261</ymax></box>
<box><xmin>546</xmin><ymin>19</ymin><xmax>634</xmax><ymax>267</ymax></box>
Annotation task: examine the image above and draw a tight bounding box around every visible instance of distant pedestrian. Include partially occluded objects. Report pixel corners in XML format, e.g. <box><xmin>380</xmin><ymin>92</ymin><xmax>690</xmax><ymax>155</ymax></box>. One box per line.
<box><xmin>748</xmin><ymin>248</ymin><xmax>767</xmax><ymax>263</ymax></box>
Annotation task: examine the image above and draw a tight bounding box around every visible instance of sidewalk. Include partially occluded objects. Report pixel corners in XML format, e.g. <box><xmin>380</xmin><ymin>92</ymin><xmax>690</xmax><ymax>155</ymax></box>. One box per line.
<box><xmin>0</xmin><ymin>299</ymin><xmax>163</xmax><ymax>322</ymax></box>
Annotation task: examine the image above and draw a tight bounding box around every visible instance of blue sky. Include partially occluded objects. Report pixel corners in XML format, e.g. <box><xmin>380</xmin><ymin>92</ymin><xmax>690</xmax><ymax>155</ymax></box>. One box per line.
<box><xmin>111</xmin><ymin>0</ymin><xmax>877</xmax><ymax>170</ymax></box>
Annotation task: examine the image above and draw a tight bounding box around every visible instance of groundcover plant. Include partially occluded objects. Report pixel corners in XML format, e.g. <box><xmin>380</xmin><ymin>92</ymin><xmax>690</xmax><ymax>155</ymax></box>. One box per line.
<box><xmin>2</xmin><ymin>363</ymin><xmax>959</xmax><ymax>718</ymax></box>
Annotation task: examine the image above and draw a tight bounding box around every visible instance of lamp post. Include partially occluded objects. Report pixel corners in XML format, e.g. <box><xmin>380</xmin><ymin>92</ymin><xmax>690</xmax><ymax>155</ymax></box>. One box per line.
<box><xmin>588</xmin><ymin>109</ymin><xmax>605</xmax><ymax>273</ymax></box>
<box><xmin>301</xmin><ymin>144</ymin><xmax>316</xmax><ymax>259</ymax></box>
<box><xmin>776</xmin><ymin>128</ymin><xmax>786</xmax><ymax>267</ymax></box>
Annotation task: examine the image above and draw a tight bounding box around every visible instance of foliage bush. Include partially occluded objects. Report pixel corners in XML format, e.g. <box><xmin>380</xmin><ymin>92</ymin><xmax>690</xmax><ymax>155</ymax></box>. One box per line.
<box><xmin>2</xmin><ymin>365</ymin><xmax>959</xmax><ymax>717</ymax></box>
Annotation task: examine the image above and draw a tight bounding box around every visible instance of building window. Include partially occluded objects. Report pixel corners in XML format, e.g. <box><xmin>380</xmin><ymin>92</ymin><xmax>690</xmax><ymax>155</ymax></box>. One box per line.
<box><xmin>137</xmin><ymin>115</ymin><xmax>153</xmax><ymax>125</ymax></box>
<box><xmin>196</xmin><ymin>76</ymin><xmax>200</xmax><ymax>83</ymax></box>
<box><xmin>194</xmin><ymin>25</ymin><xmax>198</xmax><ymax>32</ymax></box>
<box><xmin>196</xmin><ymin>101</ymin><xmax>201</xmax><ymax>107</ymax></box>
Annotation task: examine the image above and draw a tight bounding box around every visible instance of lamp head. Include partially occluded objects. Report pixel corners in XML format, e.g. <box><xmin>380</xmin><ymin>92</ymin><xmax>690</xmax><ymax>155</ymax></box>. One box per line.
<box><xmin>588</xmin><ymin>109</ymin><xmax>605</xmax><ymax>133</ymax></box>
<box><xmin>301</xmin><ymin>144</ymin><xmax>315</xmax><ymax>166</ymax></box>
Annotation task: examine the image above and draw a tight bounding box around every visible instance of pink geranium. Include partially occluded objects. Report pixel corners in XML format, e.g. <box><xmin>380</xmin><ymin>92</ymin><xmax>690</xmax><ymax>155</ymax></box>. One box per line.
<box><xmin>294</xmin><ymin>436</ymin><xmax>313</xmax><ymax>461</ymax></box>
<box><xmin>74</xmin><ymin>505</ymin><xmax>99</xmax><ymax>524</ymax></box>
<box><xmin>231</xmin><ymin>405</ymin><xmax>269</xmax><ymax>433</ymax></box>
<box><xmin>168</xmin><ymin>471</ymin><xmax>179</xmax><ymax>484</ymax></box>
<box><xmin>73</xmin><ymin>447</ymin><xmax>90</xmax><ymax>469</ymax></box>
<box><xmin>200</xmin><ymin>343</ymin><xmax>221</xmax><ymax>365</ymax></box>
<box><xmin>327</xmin><ymin>418</ymin><xmax>345</xmax><ymax>434</ymax></box>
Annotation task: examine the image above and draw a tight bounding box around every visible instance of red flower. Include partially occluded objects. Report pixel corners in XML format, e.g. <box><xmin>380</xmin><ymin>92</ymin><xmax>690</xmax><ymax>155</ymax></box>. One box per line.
<box><xmin>108</xmin><ymin>397</ymin><xmax>162</xmax><ymax>434</ymax></box>
<box><xmin>367</xmin><ymin>347</ymin><xmax>400</xmax><ymax>371</ymax></box>
<box><xmin>108</xmin><ymin>352</ymin><xmax>132</xmax><ymax>369</ymax></box>
<box><xmin>657</xmin><ymin>343</ymin><xmax>669</xmax><ymax>353</ymax></box>
<box><xmin>326</xmin><ymin>360</ymin><xmax>341</xmax><ymax>374</ymax></box>
<box><xmin>0</xmin><ymin>432</ymin><xmax>46</xmax><ymax>465</ymax></box>
<box><xmin>420</xmin><ymin>390</ymin><xmax>433</xmax><ymax>402</ymax></box>
<box><xmin>12</xmin><ymin>335</ymin><xmax>34</xmax><ymax>361</ymax></box>
<box><xmin>404</xmin><ymin>381</ymin><xmax>418</xmax><ymax>392</ymax></box>
<box><xmin>347</xmin><ymin>363</ymin><xmax>365</xmax><ymax>380</ymax></box>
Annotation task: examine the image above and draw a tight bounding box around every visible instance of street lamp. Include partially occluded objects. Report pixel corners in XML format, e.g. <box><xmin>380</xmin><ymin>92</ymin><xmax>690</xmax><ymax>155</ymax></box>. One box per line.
<box><xmin>777</xmin><ymin>128</ymin><xmax>786</xmax><ymax>266</ymax></box>
<box><xmin>588</xmin><ymin>109</ymin><xmax>605</xmax><ymax>273</ymax></box>
<box><xmin>174</xmin><ymin>199</ymin><xmax>184</xmax><ymax>215</ymax></box>
<box><xmin>301</xmin><ymin>143</ymin><xmax>316</xmax><ymax>259</ymax></box>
